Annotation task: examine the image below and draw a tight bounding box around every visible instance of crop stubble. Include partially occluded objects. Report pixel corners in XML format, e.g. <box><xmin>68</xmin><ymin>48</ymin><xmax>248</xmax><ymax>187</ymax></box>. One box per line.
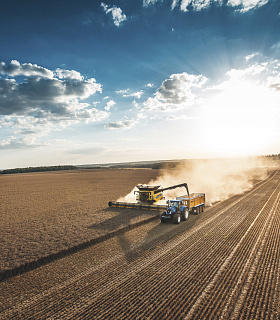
<box><xmin>0</xmin><ymin>169</ymin><xmax>160</xmax><ymax>274</ymax></box>
<box><xmin>0</xmin><ymin>168</ymin><xmax>279</xmax><ymax>319</ymax></box>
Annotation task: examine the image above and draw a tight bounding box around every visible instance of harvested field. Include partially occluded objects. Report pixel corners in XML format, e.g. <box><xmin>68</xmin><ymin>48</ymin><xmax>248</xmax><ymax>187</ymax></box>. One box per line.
<box><xmin>0</xmin><ymin>169</ymin><xmax>160</xmax><ymax>275</ymax></box>
<box><xmin>0</xmin><ymin>168</ymin><xmax>279</xmax><ymax>319</ymax></box>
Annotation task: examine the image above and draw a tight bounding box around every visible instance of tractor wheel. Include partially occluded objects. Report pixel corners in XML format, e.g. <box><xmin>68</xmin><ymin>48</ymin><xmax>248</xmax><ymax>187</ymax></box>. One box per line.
<box><xmin>174</xmin><ymin>213</ymin><xmax>181</xmax><ymax>224</ymax></box>
<box><xmin>161</xmin><ymin>213</ymin><xmax>167</xmax><ymax>223</ymax></box>
<box><xmin>182</xmin><ymin>208</ymin><xmax>189</xmax><ymax>221</ymax></box>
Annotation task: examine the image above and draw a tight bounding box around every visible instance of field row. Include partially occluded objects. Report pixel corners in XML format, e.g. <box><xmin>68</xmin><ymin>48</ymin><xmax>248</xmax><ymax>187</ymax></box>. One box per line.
<box><xmin>0</xmin><ymin>169</ymin><xmax>279</xmax><ymax>319</ymax></box>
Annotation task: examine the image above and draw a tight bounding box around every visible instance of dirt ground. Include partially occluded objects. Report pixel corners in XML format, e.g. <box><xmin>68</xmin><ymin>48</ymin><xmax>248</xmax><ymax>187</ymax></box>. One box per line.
<box><xmin>0</xmin><ymin>169</ymin><xmax>160</xmax><ymax>272</ymax></box>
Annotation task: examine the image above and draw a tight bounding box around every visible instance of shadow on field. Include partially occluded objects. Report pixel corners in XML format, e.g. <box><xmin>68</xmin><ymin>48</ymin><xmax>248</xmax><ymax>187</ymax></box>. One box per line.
<box><xmin>89</xmin><ymin>207</ymin><xmax>203</xmax><ymax>264</ymax></box>
<box><xmin>122</xmin><ymin>212</ymin><xmax>203</xmax><ymax>263</ymax></box>
<box><xmin>87</xmin><ymin>207</ymin><xmax>157</xmax><ymax>233</ymax></box>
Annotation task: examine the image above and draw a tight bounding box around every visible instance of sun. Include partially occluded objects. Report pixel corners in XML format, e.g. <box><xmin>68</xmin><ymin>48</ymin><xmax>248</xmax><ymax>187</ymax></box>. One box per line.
<box><xmin>203</xmin><ymin>80</ymin><xmax>279</xmax><ymax>157</ymax></box>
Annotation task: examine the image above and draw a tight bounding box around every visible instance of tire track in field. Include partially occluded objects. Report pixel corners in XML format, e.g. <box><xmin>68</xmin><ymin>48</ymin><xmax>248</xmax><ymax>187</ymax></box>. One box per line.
<box><xmin>184</xmin><ymin>184</ymin><xmax>280</xmax><ymax>320</ymax></box>
<box><xmin>220</xmin><ymin>192</ymin><xmax>280</xmax><ymax>319</ymax></box>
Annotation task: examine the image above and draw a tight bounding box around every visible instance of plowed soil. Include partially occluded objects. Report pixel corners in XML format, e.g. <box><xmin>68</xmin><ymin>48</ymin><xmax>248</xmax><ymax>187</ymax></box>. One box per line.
<box><xmin>0</xmin><ymin>168</ymin><xmax>279</xmax><ymax>319</ymax></box>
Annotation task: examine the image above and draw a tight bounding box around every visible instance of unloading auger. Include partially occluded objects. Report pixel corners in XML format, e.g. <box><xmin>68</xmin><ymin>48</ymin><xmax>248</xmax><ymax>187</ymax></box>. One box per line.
<box><xmin>108</xmin><ymin>183</ymin><xmax>190</xmax><ymax>210</ymax></box>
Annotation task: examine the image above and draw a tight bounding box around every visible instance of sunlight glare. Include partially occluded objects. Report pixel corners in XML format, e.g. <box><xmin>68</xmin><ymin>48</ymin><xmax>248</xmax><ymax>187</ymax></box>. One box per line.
<box><xmin>204</xmin><ymin>80</ymin><xmax>279</xmax><ymax>157</ymax></box>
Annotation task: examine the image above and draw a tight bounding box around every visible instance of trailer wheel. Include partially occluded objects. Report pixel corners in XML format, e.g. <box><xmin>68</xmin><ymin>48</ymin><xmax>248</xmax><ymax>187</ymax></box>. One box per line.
<box><xmin>182</xmin><ymin>208</ymin><xmax>189</xmax><ymax>221</ymax></box>
<box><xmin>174</xmin><ymin>213</ymin><xmax>181</xmax><ymax>224</ymax></box>
<box><xmin>193</xmin><ymin>207</ymin><xmax>198</xmax><ymax>215</ymax></box>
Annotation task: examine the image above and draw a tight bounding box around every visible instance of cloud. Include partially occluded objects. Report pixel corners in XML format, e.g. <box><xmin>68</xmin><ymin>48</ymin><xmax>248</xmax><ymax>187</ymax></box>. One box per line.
<box><xmin>143</xmin><ymin>72</ymin><xmax>207</xmax><ymax>112</ymax></box>
<box><xmin>146</xmin><ymin>0</ymin><xmax>222</xmax><ymax>10</ymax></box>
<box><xmin>0</xmin><ymin>61</ymin><xmax>109</xmax><ymax>149</ymax></box>
<box><xmin>267</xmin><ymin>75</ymin><xmax>280</xmax><ymax>91</ymax></box>
<box><xmin>104</xmin><ymin>119</ymin><xmax>136</xmax><ymax>130</ymax></box>
<box><xmin>143</xmin><ymin>0</ymin><xmax>161</xmax><ymax>7</ymax></box>
<box><xmin>166</xmin><ymin>114</ymin><xmax>190</xmax><ymax>120</ymax></box>
<box><xmin>0</xmin><ymin>61</ymin><xmax>103</xmax><ymax>117</ymax></box>
<box><xmin>55</xmin><ymin>68</ymin><xmax>84</xmax><ymax>80</ymax></box>
<box><xmin>66</xmin><ymin>146</ymin><xmax>106</xmax><ymax>155</ymax></box>
<box><xmin>210</xmin><ymin>57</ymin><xmax>280</xmax><ymax>93</ymax></box>
<box><xmin>0</xmin><ymin>136</ymin><xmax>42</xmax><ymax>149</ymax></box>
<box><xmin>101</xmin><ymin>2</ymin><xmax>127</xmax><ymax>27</ymax></box>
<box><xmin>227</xmin><ymin>0</ymin><xmax>270</xmax><ymax>12</ymax></box>
<box><xmin>0</xmin><ymin>60</ymin><xmax>53</xmax><ymax>78</ymax></box>
<box><xmin>147</xmin><ymin>0</ymin><xmax>269</xmax><ymax>12</ymax></box>
<box><xmin>105</xmin><ymin>99</ymin><xmax>116</xmax><ymax>111</ymax></box>
<box><xmin>116</xmin><ymin>88</ymin><xmax>144</xmax><ymax>99</ymax></box>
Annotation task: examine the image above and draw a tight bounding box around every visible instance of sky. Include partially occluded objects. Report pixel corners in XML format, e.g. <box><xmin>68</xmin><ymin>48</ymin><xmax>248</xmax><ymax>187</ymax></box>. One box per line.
<box><xmin>0</xmin><ymin>0</ymin><xmax>279</xmax><ymax>169</ymax></box>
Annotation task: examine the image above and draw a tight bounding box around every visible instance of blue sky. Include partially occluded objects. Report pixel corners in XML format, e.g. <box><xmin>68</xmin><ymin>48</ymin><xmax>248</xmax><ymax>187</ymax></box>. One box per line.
<box><xmin>0</xmin><ymin>0</ymin><xmax>279</xmax><ymax>169</ymax></box>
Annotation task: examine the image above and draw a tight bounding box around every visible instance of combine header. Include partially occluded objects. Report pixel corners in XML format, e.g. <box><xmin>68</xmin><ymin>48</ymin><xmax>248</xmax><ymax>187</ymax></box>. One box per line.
<box><xmin>108</xmin><ymin>183</ymin><xmax>190</xmax><ymax>210</ymax></box>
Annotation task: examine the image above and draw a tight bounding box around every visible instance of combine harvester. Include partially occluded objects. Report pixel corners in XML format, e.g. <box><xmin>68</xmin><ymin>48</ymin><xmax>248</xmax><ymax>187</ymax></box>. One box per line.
<box><xmin>108</xmin><ymin>183</ymin><xmax>205</xmax><ymax>224</ymax></box>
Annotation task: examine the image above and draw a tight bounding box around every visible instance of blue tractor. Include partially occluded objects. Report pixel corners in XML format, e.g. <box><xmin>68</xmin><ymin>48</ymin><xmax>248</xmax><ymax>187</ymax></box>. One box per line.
<box><xmin>160</xmin><ymin>199</ymin><xmax>189</xmax><ymax>224</ymax></box>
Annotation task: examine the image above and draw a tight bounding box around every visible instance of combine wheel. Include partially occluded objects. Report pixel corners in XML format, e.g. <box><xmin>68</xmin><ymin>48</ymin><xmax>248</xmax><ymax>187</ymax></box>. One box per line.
<box><xmin>182</xmin><ymin>208</ymin><xmax>189</xmax><ymax>221</ymax></box>
<box><xmin>174</xmin><ymin>213</ymin><xmax>181</xmax><ymax>224</ymax></box>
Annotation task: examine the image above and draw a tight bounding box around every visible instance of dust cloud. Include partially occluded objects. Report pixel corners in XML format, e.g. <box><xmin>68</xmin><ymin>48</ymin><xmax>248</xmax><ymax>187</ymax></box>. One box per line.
<box><xmin>118</xmin><ymin>157</ymin><xmax>276</xmax><ymax>206</ymax></box>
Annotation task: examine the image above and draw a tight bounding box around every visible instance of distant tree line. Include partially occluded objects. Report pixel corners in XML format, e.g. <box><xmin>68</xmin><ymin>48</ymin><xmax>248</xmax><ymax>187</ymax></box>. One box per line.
<box><xmin>262</xmin><ymin>154</ymin><xmax>280</xmax><ymax>161</ymax></box>
<box><xmin>0</xmin><ymin>165</ymin><xmax>77</xmax><ymax>174</ymax></box>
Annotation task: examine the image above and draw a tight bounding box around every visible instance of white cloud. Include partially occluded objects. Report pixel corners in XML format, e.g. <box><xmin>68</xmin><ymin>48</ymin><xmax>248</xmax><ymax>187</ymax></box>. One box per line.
<box><xmin>143</xmin><ymin>72</ymin><xmax>207</xmax><ymax>112</ymax></box>
<box><xmin>0</xmin><ymin>136</ymin><xmax>42</xmax><ymax>149</ymax></box>
<box><xmin>104</xmin><ymin>119</ymin><xmax>136</xmax><ymax>130</ymax></box>
<box><xmin>166</xmin><ymin>114</ymin><xmax>190</xmax><ymax>120</ymax></box>
<box><xmin>147</xmin><ymin>83</ymin><xmax>154</xmax><ymax>88</ymax></box>
<box><xmin>227</xmin><ymin>0</ymin><xmax>269</xmax><ymax>12</ymax></box>
<box><xmin>105</xmin><ymin>99</ymin><xmax>116</xmax><ymax>111</ymax></box>
<box><xmin>133</xmin><ymin>100</ymin><xmax>141</xmax><ymax>109</ymax></box>
<box><xmin>0</xmin><ymin>61</ymin><xmax>109</xmax><ymax>149</ymax></box>
<box><xmin>55</xmin><ymin>68</ymin><xmax>84</xmax><ymax>80</ymax></box>
<box><xmin>143</xmin><ymin>0</ymin><xmax>161</xmax><ymax>7</ymax></box>
<box><xmin>124</xmin><ymin>91</ymin><xmax>143</xmax><ymax>99</ymax></box>
<box><xmin>137</xmin><ymin>112</ymin><xmax>147</xmax><ymax>119</ymax></box>
<box><xmin>0</xmin><ymin>60</ymin><xmax>53</xmax><ymax>78</ymax></box>
<box><xmin>116</xmin><ymin>88</ymin><xmax>144</xmax><ymax>99</ymax></box>
<box><xmin>148</xmin><ymin>0</ymin><xmax>268</xmax><ymax>12</ymax></box>
<box><xmin>245</xmin><ymin>53</ymin><xmax>258</xmax><ymax>61</ymax></box>
<box><xmin>267</xmin><ymin>73</ymin><xmax>280</xmax><ymax>91</ymax></box>
<box><xmin>115</xmin><ymin>89</ymin><xmax>129</xmax><ymax>94</ymax></box>
<box><xmin>210</xmin><ymin>58</ymin><xmax>279</xmax><ymax>93</ymax></box>
<box><xmin>101</xmin><ymin>2</ymin><xmax>127</xmax><ymax>27</ymax></box>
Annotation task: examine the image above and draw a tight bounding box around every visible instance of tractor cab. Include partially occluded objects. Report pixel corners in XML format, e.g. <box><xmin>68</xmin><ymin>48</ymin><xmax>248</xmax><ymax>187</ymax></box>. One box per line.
<box><xmin>167</xmin><ymin>199</ymin><xmax>182</xmax><ymax>210</ymax></box>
